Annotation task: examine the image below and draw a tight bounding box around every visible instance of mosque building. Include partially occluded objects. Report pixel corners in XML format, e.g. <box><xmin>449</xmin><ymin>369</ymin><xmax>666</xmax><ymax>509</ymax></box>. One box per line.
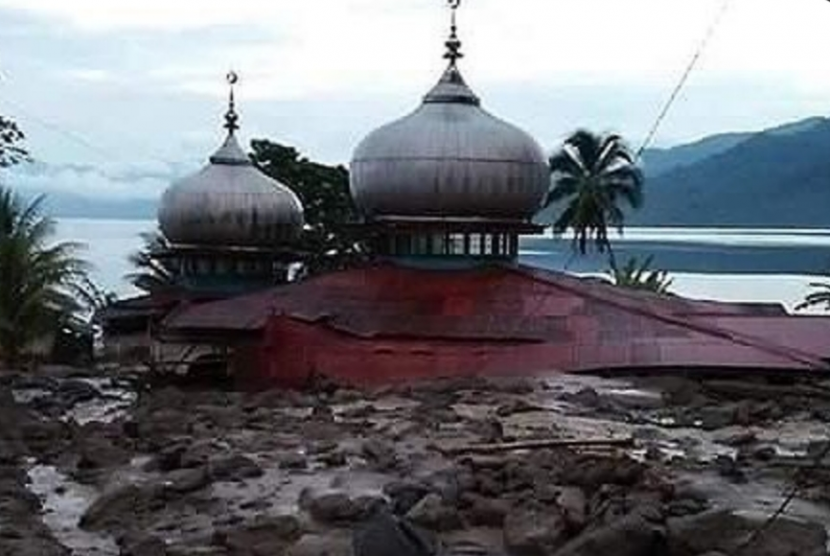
<box><xmin>104</xmin><ymin>2</ymin><xmax>830</xmax><ymax>384</ymax></box>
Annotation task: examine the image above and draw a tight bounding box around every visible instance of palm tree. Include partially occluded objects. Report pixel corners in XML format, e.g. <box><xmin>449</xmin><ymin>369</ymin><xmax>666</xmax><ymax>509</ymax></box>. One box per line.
<box><xmin>0</xmin><ymin>186</ymin><xmax>95</xmax><ymax>367</ymax></box>
<box><xmin>544</xmin><ymin>130</ymin><xmax>644</xmax><ymax>267</ymax></box>
<box><xmin>126</xmin><ymin>230</ymin><xmax>177</xmax><ymax>294</ymax></box>
<box><xmin>608</xmin><ymin>255</ymin><xmax>673</xmax><ymax>295</ymax></box>
<box><xmin>796</xmin><ymin>281</ymin><xmax>830</xmax><ymax>312</ymax></box>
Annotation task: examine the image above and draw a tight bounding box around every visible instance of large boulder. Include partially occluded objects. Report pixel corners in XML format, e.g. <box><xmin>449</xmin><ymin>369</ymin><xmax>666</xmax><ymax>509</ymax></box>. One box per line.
<box><xmin>503</xmin><ymin>507</ymin><xmax>569</xmax><ymax>556</ymax></box>
<box><xmin>551</xmin><ymin>514</ymin><xmax>664</xmax><ymax>556</ymax></box>
<box><xmin>213</xmin><ymin>515</ymin><xmax>304</xmax><ymax>554</ymax></box>
<box><xmin>667</xmin><ymin>510</ymin><xmax>828</xmax><ymax>556</ymax></box>
<box><xmin>352</xmin><ymin>510</ymin><xmax>435</xmax><ymax>556</ymax></box>
<box><xmin>405</xmin><ymin>493</ymin><xmax>463</xmax><ymax>532</ymax></box>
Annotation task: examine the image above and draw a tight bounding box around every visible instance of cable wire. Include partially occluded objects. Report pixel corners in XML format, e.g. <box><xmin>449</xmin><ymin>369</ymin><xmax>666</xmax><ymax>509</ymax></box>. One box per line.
<box><xmin>637</xmin><ymin>0</ymin><xmax>734</xmax><ymax>159</ymax></box>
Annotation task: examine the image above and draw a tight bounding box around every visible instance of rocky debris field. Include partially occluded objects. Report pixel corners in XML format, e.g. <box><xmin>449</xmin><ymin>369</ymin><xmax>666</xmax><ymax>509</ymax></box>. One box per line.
<box><xmin>1</xmin><ymin>368</ymin><xmax>830</xmax><ymax>556</ymax></box>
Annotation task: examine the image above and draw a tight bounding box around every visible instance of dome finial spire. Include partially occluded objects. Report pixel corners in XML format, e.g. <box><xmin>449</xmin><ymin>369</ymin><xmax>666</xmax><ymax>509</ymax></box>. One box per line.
<box><xmin>444</xmin><ymin>0</ymin><xmax>463</xmax><ymax>67</ymax></box>
<box><xmin>224</xmin><ymin>71</ymin><xmax>240</xmax><ymax>133</ymax></box>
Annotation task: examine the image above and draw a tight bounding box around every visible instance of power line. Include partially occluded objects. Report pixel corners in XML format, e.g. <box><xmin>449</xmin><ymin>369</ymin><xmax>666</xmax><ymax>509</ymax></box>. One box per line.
<box><xmin>637</xmin><ymin>0</ymin><xmax>734</xmax><ymax>158</ymax></box>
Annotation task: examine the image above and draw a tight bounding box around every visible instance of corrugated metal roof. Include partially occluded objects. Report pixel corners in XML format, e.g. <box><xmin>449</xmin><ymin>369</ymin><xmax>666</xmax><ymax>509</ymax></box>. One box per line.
<box><xmin>164</xmin><ymin>262</ymin><xmax>830</xmax><ymax>374</ymax></box>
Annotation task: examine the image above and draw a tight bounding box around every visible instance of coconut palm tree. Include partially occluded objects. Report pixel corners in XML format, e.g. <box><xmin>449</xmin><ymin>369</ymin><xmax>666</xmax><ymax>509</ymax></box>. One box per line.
<box><xmin>126</xmin><ymin>230</ymin><xmax>178</xmax><ymax>294</ymax></box>
<box><xmin>544</xmin><ymin>130</ymin><xmax>644</xmax><ymax>267</ymax></box>
<box><xmin>797</xmin><ymin>281</ymin><xmax>830</xmax><ymax>312</ymax></box>
<box><xmin>0</xmin><ymin>186</ymin><xmax>95</xmax><ymax>367</ymax></box>
<box><xmin>608</xmin><ymin>255</ymin><xmax>673</xmax><ymax>295</ymax></box>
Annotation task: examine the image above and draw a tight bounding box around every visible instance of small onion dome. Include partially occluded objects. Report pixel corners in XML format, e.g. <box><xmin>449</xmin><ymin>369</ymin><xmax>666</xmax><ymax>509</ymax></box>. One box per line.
<box><xmin>158</xmin><ymin>89</ymin><xmax>303</xmax><ymax>248</ymax></box>
<box><xmin>350</xmin><ymin>65</ymin><xmax>549</xmax><ymax>222</ymax></box>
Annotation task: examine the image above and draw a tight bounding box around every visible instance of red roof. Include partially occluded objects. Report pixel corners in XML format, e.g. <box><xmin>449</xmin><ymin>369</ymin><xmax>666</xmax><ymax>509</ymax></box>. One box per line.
<box><xmin>163</xmin><ymin>263</ymin><xmax>830</xmax><ymax>380</ymax></box>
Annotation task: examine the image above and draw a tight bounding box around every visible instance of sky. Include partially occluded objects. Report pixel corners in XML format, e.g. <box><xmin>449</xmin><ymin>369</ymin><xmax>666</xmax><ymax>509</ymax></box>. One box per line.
<box><xmin>2</xmin><ymin>0</ymin><xmax>830</xmax><ymax>201</ymax></box>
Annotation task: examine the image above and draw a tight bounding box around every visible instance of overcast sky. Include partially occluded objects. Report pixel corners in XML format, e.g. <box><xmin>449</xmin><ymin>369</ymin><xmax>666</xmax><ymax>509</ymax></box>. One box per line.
<box><xmin>2</xmin><ymin>0</ymin><xmax>830</xmax><ymax>200</ymax></box>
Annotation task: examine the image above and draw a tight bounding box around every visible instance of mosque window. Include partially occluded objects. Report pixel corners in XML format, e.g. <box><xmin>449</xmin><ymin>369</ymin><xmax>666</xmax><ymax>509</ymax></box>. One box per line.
<box><xmin>483</xmin><ymin>234</ymin><xmax>493</xmax><ymax>255</ymax></box>
<box><xmin>469</xmin><ymin>234</ymin><xmax>482</xmax><ymax>255</ymax></box>
<box><xmin>451</xmin><ymin>234</ymin><xmax>466</xmax><ymax>255</ymax></box>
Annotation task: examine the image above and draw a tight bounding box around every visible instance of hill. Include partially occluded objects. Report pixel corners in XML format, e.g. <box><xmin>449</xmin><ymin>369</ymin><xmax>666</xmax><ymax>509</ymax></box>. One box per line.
<box><xmin>631</xmin><ymin>117</ymin><xmax>830</xmax><ymax>227</ymax></box>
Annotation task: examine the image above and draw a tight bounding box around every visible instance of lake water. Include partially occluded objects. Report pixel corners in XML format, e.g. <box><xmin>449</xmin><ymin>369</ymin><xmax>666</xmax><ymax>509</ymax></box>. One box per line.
<box><xmin>56</xmin><ymin>219</ymin><xmax>830</xmax><ymax>314</ymax></box>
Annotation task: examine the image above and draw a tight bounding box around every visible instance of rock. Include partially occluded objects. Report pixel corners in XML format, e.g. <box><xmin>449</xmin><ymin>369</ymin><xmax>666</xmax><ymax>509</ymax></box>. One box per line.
<box><xmin>208</xmin><ymin>455</ymin><xmax>264</xmax><ymax>482</ymax></box>
<box><xmin>495</xmin><ymin>399</ymin><xmax>540</xmax><ymax>417</ymax></box>
<box><xmin>713</xmin><ymin>455</ymin><xmax>745</xmax><ymax>483</ymax></box>
<box><xmin>383</xmin><ymin>480</ymin><xmax>431</xmax><ymax>515</ymax></box>
<box><xmin>213</xmin><ymin>515</ymin><xmax>304</xmax><ymax>553</ymax></box>
<box><xmin>279</xmin><ymin>452</ymin><xmax>309</xmax><ymax>470</ymax></box>
<box><xmin>465</xmin><ymin>495</ymin><xmax>511</xmax><ymax>527</ymax></box>
<box><xmin>503</xmin><ymin>507</ymin><xmax>568</xmax><ymax>556</ymax></box>
<box><xmin>80</xmin><ymin>484</ymin><xmax>167</xmax><ymax>531</ymax></box>
<box><xmin>559</xmin><ymin>456</ymin><xmax>645</xmax><ymax>489</ymax></box>
<box><xmin>561</xmin><ymin>388</ymin><xmax>603</xmax><ymax>409</ymax></box>
<box><xmin>163</xmin><ymin>467</ymin><xmax>211</xmax><ymax>494</ymax></box>
<box><xmin>406</xmin><ymin>493</ymin><xmax>463</xmax><ymax>532</ymax></box>
<box><xmin>119</xmin><ymin>532</ymin><xmax>168</xmax><ymax>556</ymax></box>
<box><xmin>555</xmin><ymin>487</ymin><xmax>588</xmax><ymax>533</ymax></box>
<box><xmin>353</xmin><ymin>509</ymin><xmax>435</xmax><ymax>556</ymax></box>
<box><xmin>361</xmin><ymin>439</ymin><xmax>399</xmax><ymax>471</ymax></box>
<box><xmin>551</xmin><ymin>514</ymin><xmax>665</xmax><ymax>556</ymax></box>
<box><xmin>57</xmin><ymin>379</ymin><xmax>101</xmax><ymax>406</ymax></box>
<box><xmin>697</xmin><ymin>406</ymin><xmax>735</xmax><ymax>431</ymax></box>
<box><xmin>712</xmin><ymin>429</ymin><xmax>757</xmax><ymax>447</ymax></box>
<box><xmin>289</xmin><ymin>531</ymin><xmax>354</xmax><ymax>556</ymax></box>
<box><xmin>667</xmin><ymin>510</ymin><xmax>828</xmax><ymax>556</ymax></box>
<box><xmin>302</xmin><ymin>491</ymin><xmax>368</xmax><ymax>524</ymax></box>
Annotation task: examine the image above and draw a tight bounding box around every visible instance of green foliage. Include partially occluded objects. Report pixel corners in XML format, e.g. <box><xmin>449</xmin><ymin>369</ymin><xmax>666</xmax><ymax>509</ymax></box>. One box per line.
<box><xmin>0</xmin><ymin>115</ymin><xmax>29</xmax><ymax>168</ymax></box>
<box><xmin>0</xmin><ymin>186</ymin><xmax>96</xmax><ymax>367</ymax></box>
<box><xmin>126</xmin><ymin>230</ymin><xmax>177</xmax><ymax>295</ymax></box>
<box><xmin>608</xmin><ymin>255</ymin><xmax>673</xmax><ymax>295</ymax></box>
<box><xmin>797</xmin><ymin>282</ymin><xmax>830</xmax><ymax>312</ymax></box>
<box><xmin>544</xmin><ymin>130</ymin><xmax>644</xmax><ymax>261</ymax></box>
<box><xmin>249</xmin><ymin>140</ymin><xmax>366</xmax><ymax>274</ymax></box>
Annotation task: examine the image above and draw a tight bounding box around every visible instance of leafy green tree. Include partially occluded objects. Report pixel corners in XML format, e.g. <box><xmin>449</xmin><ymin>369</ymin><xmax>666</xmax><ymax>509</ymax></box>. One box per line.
<box><xmin>126</xmin><ymin>230</ymin><xmax>177</xmax><ymax>294</ymax></box>
<box><xmin>0</xmin><ymin>186</ymin><xmax>96</xmax><ymax>367</ymax></box>
<box><xmin>544</xmin><ymin>130</ymin><xmax>644</xmax><ymax>267</ymax></box>
<box><xmin>0</xmin><ymin>115</ymin><xmax>29</xmax><ymax>168</ymax></box>
<box><xmin>797</xmin><ymin>282</ymin><xmax>830</xmax><ymax>312</ymax></box>
<box><xmin>608</xmin><ymin>255</ymin><xmax>673</xmax><ymax>295</ymax></box>
<box><xmin>249</xmin><ymin>140</ymin><xmax>366</xmax><ymax>274</ymax></box>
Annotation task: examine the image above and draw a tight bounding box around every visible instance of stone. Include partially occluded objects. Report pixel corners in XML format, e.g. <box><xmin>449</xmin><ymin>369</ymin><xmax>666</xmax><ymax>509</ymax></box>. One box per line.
<box><xmin>503</xmin><ymin>507</ymin><xmax>568</xmax><ymax>556</ymax></box>
<box><xmin>119</xmin><ymin>533</ymin><xmax>168</xmax><ymax>556</ymax></box>
<box><xmin>465</xmin><ymin>495</ymin><xmax>511</xmax><ymax>527</ymax></box>
<box><xmin>383</xmin><ymin>480</ymin><xmax>431</xmax><ymax>515</ymax></box>
<box><xmin>405</xmin><ymin>493</ymin><xmax>463</xmax><ymax>532</ymax></box>
<box><xmin>208</xmin><ymin>455</ymin><xmax>264</xmax><ymax>482</ymax></box>
<box><xmin>213</xmin><ymin>515</ymin><xmax>304</xmax><ymax>553</ymax></box>
<box><xmin>552</xmin><ymin>514</ymin><xmax>665</xmax><ymax>556</ymax></box>
<box><xmin>353</xmin><ymin>510</ymin><xmax>435</xmax><ymax>556</ymax></box>
<box><xmin>697</xmin><ymin>406</ymin><xmax>736</xmax><ymax>431</ymax></box>
<box><xmin>80</xmin><ymin>484</ymin><xmax>167</xmax><ymax>531</ymax></box>
<box><xmin>667</xmin><ymin>509</ymin><xmax>828</xmax><ymax>556</ymax></box>
<box><xmin>559</xmin><ymin>456</ymin><xmax>645</xmax><ymax>489</ymax></box>
<box><xmin>288</xmin><ymin>531</ymin><xmax>354</xmax><ymax>556</ymax></box>
<box><xmin>279</xmin><ymin>452</ymin><xmax>310</xmax><ymax>470</ymax></box>
<box><xmin>555</xmin><ymin>487</ymin><xmax>588</xmax><ymax>533</ymax></box>
<box><xmin>361</xmin><ymin>439</ymin><xmax>399</xmax><ymax>471</ymax></box>
<box><xmin>712</xmin><ymin>429</ymin><xmax>757</xmax><ymax>447</ymax></box>
<box><xmin>303</xmin><ymin>491</ymin><xmax>366</xmax><ymax>524</ymax></box>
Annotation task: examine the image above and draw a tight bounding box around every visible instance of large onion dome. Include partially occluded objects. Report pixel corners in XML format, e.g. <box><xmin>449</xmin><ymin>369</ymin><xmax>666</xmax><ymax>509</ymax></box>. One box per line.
<box><xmin>350</xmin><ymin>11</ymin><xmax>548</xmax><ymax>225</ymax></box>
<box><xmin>158</xmin><ymin>81</ymin><xmax>303</xmax><ymax>249</ymax></box>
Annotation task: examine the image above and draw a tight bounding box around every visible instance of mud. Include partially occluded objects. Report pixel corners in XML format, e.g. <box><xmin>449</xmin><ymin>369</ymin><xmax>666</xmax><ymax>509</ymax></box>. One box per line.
<box><xmin>1</xmin><ymin>367</ymin><xmax>829</xmax><ymax>556</ymax></box>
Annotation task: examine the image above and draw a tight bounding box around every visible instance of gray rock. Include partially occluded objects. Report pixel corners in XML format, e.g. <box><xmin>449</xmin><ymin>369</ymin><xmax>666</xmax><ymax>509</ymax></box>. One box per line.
<box><xmin>289</xmin><ymin>531</ymin><xmax>354</xmax><ymax>556</ymax></box>
<box><xmin>361</xmin><ymin>439</ymin><xmax>399</xmax><ymax>471</ymax></box>
<box><xmin>353</xmin><ymin>510</ymin><xmax>435</xmax><ymax>556</ymax></box>
<box><xmin>213</xmin><ymin>515</ymin><xmax>304</xmax><ymax>553</ymax></box>
<box><xmin>405</xmin><ymin>493</ymin><xmax>463</xmax><ymax>532</ymax></box>
<box><xmin>208</xmin><ymin>455</ymin><xmax>264</xmax><ymax>482</ymax></box>
<box><xmin>465</xmin><ymin>495</ymin><xmax>511</xmax><ymax>527</ymax></box>
<box><xmin>503</xmin><ymin>507</ymin><xmax>568</xmax><ymax>556</ymax></box>
<box><xmin>551</xmin><ymin>514</ymin><xmax>664</xmax><ymax>556</ymax></box>
<box><xmin>80</xmin><ymin>484</ymin><xmax>167</xmax><ymax>531</ymax></box>
<box><xmin>667</xmin><ymin>509</ymin><xmax>828</xmax><ymax>556</ymax></box>
<box><xmin>302</xmin><ymin>491</ymin><xmax>367</xmax><ymax>524</ymax></box>
<box><xmin>383</xmin><ymin>480</ymin><xmax>431</xmax><ymax>515</ymax></box>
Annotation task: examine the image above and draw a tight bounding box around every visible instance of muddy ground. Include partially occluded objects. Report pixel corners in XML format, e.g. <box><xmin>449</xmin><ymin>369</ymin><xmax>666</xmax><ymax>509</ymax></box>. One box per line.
<box><xmin>1</xmin><ymin>367</ymin><xmax>830</xmax><ymax>556</ymax></box>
